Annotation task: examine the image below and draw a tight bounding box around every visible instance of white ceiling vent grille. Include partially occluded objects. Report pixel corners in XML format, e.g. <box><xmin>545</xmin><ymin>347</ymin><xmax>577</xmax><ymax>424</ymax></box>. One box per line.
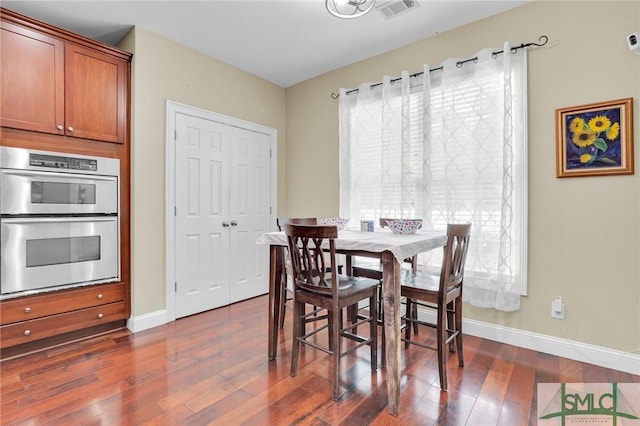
<box><xmin>375</xmin><ymin>0</ymin><xmax>420</xmax><ymax>19</ymax></box>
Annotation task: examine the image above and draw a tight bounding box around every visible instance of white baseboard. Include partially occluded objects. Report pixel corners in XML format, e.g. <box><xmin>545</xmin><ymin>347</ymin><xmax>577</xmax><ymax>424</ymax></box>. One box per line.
<box><xmin>126</xmin><ymin>309</ymin><xmax>169</xmax><ymax>333</ymax></box>
<box><xmin>416</xmin><ymin>307</ymin><xmax>640</xmax><ymax>376</ymax></box>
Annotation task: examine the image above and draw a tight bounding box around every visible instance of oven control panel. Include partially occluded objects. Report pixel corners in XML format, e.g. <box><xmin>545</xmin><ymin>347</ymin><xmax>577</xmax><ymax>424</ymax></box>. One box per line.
<box><xmin>29</xmin><ymin>153</ymin><xmax>98</xmax><ymax>172</ymax></box>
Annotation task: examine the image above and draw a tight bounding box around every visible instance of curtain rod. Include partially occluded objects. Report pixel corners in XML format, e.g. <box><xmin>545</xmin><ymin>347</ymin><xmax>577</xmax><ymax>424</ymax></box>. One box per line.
<box><xmin>330</xmin><ymin>35</ymin><xmax>548</xmax><ymax>99</ymax></box>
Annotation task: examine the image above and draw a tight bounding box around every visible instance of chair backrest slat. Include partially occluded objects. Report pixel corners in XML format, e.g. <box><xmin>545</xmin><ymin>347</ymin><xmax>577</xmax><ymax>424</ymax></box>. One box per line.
<box><xmin>283</xmin><ymin>224</ymin><xmax>339</xmax><ymax>297</ymax></box>
<box><xmin>441</xmin><ymin>223</ymin><xmax>471</xmax><ymax>294</ymax></box>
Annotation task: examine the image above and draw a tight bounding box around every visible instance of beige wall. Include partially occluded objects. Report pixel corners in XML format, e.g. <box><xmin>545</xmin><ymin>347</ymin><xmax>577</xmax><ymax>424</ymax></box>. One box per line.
<box><xmin>286</xmin><ymin>1</ymin><xmax>640</xmax><ymax>352</ymax></box>
<box><xmin>119</xmin><ymin>28</ymin><xmax>287</xmax><ymax>316</ymax></box>
<box><xmin>119</xmin><ymin>1</ymin><xmax>639</xmax><ymax>354</ymax></box>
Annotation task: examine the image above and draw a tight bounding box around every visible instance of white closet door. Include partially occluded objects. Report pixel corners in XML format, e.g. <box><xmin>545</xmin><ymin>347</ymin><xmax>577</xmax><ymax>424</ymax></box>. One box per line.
<box><xmin>174</xmin><ymin>112</ymin><xmax>271</xmax><ymax>318</ymax></box>
<box><xmin>228</xmin><ymin>127</ymin><xmax>271</xmax><ymax>303</ymax></box>
<box><xmin>175</xmin><ymin>112</ymin><xmax>230</xmax><ymax>318</ymax></box>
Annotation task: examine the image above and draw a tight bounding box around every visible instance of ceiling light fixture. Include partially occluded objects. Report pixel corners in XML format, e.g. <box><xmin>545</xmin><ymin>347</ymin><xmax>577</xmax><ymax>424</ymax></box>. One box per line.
<box><xmin>326</xmin><ymin>0</ymin><xmax>375</xmax><ymax>19</ymax></box>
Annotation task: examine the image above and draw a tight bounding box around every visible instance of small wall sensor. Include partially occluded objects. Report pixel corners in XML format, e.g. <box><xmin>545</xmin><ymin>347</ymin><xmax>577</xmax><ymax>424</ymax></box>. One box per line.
<box><xmin>628</xmin><ymin>32</ymin><xmax>640</xmax><ymax>55</ymax></box>
<box><xmin>551</xmin><ymin>296</ymin><xmax>565</xmax><ymax>319</ymax></box>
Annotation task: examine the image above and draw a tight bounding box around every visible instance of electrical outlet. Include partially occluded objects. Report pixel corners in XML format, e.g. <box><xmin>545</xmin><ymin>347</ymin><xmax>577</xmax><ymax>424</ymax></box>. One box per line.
<box><xmin>551</xmin><ymin>296</ymin><xmax>564</xmax><ymax>319</ymax></box>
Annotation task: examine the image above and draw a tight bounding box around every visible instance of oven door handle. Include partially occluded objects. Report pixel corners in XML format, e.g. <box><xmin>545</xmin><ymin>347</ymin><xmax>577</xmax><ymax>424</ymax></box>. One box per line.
<box><xmin>1</xmin><ymin>169</ymin><xmax>117</xmax><ymax>181</ymax></box>
<box><xmin>1</xmin><ymin>216</ymin><xmax>117</xmax><ymax>224</ymax></box>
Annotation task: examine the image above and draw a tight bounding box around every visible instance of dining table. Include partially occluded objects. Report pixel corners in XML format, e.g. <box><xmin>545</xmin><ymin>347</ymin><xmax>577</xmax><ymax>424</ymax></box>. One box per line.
<box><xmin>257</xmin><ymin>228</ymin><xmax>447</xmax><ymax>416</ymax></box>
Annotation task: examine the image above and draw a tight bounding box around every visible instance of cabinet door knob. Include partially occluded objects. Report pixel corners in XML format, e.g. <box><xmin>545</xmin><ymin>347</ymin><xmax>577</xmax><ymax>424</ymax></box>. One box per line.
<box><xmin>67</xmin><ymin>126</ymin><xmax>74</xmax><ymax>132</ymax></box>
<box><xmin>230</xmin><ymin>220</ymin><xmax>238</xmax><ymax>226</ymax></box>
<box><xmin>24</xmin><ymin>330</ymin><xmax>31</xmax><ymax>336</ymax></box>
<box><xmin>222</xmin><ymin>221</ymin><xmax>230</xmax><ymax>227</ymax></box>
<box><xmin>97</xmin><ymin>313</ymin><xmax>104</xmax><ymax>319</ymax></box>
<box><xmin>97</xmin><ymin>294</ymin><xmax>103</xmax><ymax>299</ymax></box>
<box><xmin>57</xmin><ymin>124</ymin><xmax>64</xmax><ymax>130</ymax></box>
<box><xmin>24</xmin><ymin>307</ymin><xmax>31</xmax><ymax>313</ymax></box>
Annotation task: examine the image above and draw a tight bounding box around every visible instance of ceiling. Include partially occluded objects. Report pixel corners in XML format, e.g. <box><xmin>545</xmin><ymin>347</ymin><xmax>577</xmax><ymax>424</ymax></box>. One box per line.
<box><xmin>2</xmin><ymin>1</ymin><xmax>531</xmax><ymax>88</ymax></box>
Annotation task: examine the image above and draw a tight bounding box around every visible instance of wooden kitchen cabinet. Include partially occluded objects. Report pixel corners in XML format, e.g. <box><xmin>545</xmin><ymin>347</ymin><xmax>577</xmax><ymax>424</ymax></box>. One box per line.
<box><xmin>0</xmin><ymin>9</ymin><xmax>130</xmax><ymax>144</ymax></box>
<box><xmin>0</xmin><ymin>283</ymin><xmax>125</xmax><ymax>326</ymax></box>
<box><xmin>0</xmin><ymin>7</ymin><xmax>132</xmax><ymax>359</ymax></box>
<box><xmin>0</xmin><ymin>283</ymin><xmax>127</xmax><ymax>349</ymax></box>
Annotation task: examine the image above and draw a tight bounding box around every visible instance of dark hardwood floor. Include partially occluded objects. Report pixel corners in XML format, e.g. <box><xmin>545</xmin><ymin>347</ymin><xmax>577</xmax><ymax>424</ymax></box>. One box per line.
<box><xmin>1</xmin><ymin>295</ymin><xmax>638</xmax><ymax>425</ymax></box>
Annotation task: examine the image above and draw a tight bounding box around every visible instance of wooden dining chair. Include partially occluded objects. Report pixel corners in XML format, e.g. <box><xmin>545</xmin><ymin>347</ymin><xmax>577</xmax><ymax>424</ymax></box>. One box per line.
<box><xmin>283</xmin><ymin>223</ymin><xmax>379</xmax><ymax>400</ymax></box>
<box><xmin>400</xmin><ymin>223</ymin><xmax>471</xmax><ymax>391</ymax></box>
<box><xmin>276</xmin><ymin>217</ymin><xmax>318</xmax><ymax>328</ymax></box>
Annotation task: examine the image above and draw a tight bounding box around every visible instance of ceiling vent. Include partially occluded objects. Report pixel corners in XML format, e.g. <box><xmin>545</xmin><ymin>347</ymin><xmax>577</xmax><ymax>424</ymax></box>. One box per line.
<box><xmin>375</xmin><ymin>0</ymin><xmax>420</xmax><ymax>19</ymax></box>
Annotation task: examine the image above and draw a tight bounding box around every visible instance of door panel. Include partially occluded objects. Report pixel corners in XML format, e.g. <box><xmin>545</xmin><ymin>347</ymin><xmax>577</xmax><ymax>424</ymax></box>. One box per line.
<box><xmin>0</xmin><ymin>21</ymin><xmax>64</xmax><ymax>134</ymax></box>
<box><xmin>228</xmin><ymin>128</ymin><xmax>271</xmax><ymax>303</ymax></box>
<box><xmin>175</xmin><ymin>111</ymin><xmax>271</xmax><ymax>316</ymax></box>
<box><xmin>175</xmin><ymin>113</ymin><xmax>230</xmax><ymax>318</ymax></box>
<box><xmin>65</xmin><ymin>43</ymin><xmax>126</xmax><ymax>143</ymax></box>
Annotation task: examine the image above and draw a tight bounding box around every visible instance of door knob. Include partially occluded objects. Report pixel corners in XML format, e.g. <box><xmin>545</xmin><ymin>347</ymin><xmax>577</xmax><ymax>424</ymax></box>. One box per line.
<box><xmin>222</xmin><ymin>222</ymin><xmax>230</xmax><ymax>227</ymax></box>
<box><xmin>230</xmin><ymin>220</ymin><xmax>238</xmax><ymax>226</ymax></box>
<box><xmin>67</xmin><ymin>126</ymin><xmax>74</xmax><ymax>132</ymax></box>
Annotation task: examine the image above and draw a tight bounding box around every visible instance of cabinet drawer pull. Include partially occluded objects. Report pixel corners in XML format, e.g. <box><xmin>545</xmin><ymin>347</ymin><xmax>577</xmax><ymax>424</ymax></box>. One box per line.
<box><xmin>24</xmin><ymin>330</ymin><xmax>31</xmax><ymax>336</ymax></box>
<box><xmin>24</xmin><ymin>307</ymin><xmax>31</xmax><ymax>313</ymax></box>
<box><xmin>57</xmin><ymin>124</ymin><xmax>64</xmax><ymax>130</ymax></box>
<box><xmin>97</xmin><ymin>313</ymin><xmax>104</xmax><ymax>319</ymax></box>
<box><xmin>67</xmin><ymin>126</ymin><xmax>74</xmax><ymax>132</ymax></box>
<box><xmin>97</xmin><ymin>294</ymin><xmax>103</xmax><ymax>300</ymax></box>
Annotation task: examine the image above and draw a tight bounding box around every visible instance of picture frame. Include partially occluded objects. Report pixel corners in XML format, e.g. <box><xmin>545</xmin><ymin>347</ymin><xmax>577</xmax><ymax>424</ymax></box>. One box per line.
<box><xmin>555</xmin><ymin>97</ymin><xmax>634</xmax><ymax>178</ymax></box>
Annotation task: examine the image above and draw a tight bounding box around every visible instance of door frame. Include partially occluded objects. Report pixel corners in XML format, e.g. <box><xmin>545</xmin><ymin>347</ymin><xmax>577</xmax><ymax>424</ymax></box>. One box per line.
<box><xmin>165</xmin><ymin>100</ymin><xmax>277</xmax><ymax>322</ymax></box>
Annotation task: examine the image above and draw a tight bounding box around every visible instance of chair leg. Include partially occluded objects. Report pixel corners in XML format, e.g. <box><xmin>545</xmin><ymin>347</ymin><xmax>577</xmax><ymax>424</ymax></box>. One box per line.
<box><xmin>411</xmin><ymin>299</ymin><xmax>419</xmax><ymax>335</ymax></box>
<box><xmin>328</xmin><ymin>310</ymin><xmax>335</xmax><ymax>352</ymax></box>
<box><xmin>369</xmin><ymin>294</ymin><xmax>377</xmax><ymax>371</ymax></box>
<box><xmin>404</xmin><ymin>299</ymin><xmax>413</xmax><ymax>349</ymax></box>
<box><xmin>455</xmin><ymin>297</ymin><xmax>464</xmax><ymax>367</ymax></box>
<box><xmin>347</xmin><ymin>304</ymin><xmax>358</xmax><ymax>328</ymax></box>
<box><xmin>332</xmin><ymin>306</ymin><xmax>341</xmax><ymax>401</ymax></box>
<box><xmin>377</xmin><ymin>283</ymin><xmax>383</xmax><ymax>323</ymax></box>
<box><xmin>290</xmin><ymin>299</ymin><xmax>303</xmax><ymax>377</ymax></box>
<box><xmin>446</xmin><ymin>300</ymin><xmax>455</xmax><ymax>352</ymax></box>
<box><xmin>436</xmin><ymin>304</ymin><xmax>448</xmax><ymax>391</ymax></box>
<box><xmin>380</xmin><ymin>306</ymin><xmax>386</xmax><ymax>368</ymax></box>
<box><xmin>278</xmin><ymin>274</ymin><xmax>288</xmax><ymax>329</ymax></box>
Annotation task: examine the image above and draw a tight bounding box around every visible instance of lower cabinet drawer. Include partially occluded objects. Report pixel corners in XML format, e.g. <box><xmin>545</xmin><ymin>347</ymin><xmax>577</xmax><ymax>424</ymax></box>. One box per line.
<box><xmin>0</xmin><ymin>283</ymin><xmax>125</xmax><ymax>325</ymax></box>
<box><xmin>0</xmin><ymin>301</ymin><xmax>126</xmax><ymax>349</ymax></box>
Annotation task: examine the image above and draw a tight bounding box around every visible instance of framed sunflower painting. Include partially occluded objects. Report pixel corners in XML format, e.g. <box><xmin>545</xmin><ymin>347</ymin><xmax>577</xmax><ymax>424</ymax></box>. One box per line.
<box><xmin>556</xmin><ymin>97</ymin><xmax>634</xmax><ymax>177</ymax></box>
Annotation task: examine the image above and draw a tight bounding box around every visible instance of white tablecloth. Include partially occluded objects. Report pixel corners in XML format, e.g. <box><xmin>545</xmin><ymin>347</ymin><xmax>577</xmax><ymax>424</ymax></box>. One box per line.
<box><xmin>257</xmin><ymin>229</ymin><xmax>447</xmax><ymax>263</ymax></box>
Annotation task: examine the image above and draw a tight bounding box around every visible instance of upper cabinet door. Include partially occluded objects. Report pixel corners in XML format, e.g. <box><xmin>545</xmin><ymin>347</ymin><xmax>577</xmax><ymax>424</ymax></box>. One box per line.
<box><xmin>64</xmin><ymin>43</ymin><xmax>127</xmax><ymax>144</ymax></box>
<box><xmin>0</xmin><ymin>21</ymin><xmax>65</xmax><ymax>135</ymax></box>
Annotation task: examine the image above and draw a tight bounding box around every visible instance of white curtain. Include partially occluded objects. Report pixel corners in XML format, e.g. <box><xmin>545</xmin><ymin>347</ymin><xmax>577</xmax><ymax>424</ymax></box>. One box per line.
<box><xmin>339</xmin><ymin>43</ymin><xmax>527</xmax><ymax>312</ymax></box>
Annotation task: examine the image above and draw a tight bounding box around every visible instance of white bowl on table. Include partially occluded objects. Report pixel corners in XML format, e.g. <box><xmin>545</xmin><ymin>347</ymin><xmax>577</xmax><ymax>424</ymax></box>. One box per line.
<box><xmin>319</xmin><ymin>217</ymin><xmax>350</xmax><ymax>230</ymax></box>
<box><xmin>384</xmin><ymin>219</ymin><xmax>423</xmax><ymax>234</ymax></box>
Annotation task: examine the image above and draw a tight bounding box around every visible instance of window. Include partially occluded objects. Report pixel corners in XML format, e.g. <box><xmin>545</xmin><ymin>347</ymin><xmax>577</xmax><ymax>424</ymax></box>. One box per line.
<box><xmin>339</xmin><ymin>45</ymin><xmax>527</xmax><ymax>311</ymax></box>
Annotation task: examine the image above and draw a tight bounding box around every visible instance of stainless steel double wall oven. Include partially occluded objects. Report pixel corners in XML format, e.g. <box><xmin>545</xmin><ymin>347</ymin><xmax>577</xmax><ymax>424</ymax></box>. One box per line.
<box><xmin>0</xmin><ymin>146</ymin><xmax>120</xmax><ymax>297</ymax></box>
